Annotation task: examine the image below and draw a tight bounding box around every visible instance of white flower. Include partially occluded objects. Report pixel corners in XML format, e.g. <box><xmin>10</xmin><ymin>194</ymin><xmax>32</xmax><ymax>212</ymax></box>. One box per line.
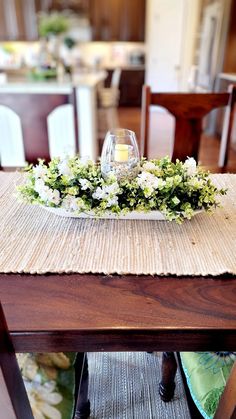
<box><xmin>24</xmin><ymin>381</ymin><xmax>62</xmax><ymax>419</ymax></box>
<box><xmin>92</xmin><ymin>182</ymin><xmax>120</xmax><ymax>207</ymax></box>
<box><xmin>62</xmin><ymin>195</ymin><xmax>77</xmax><ymax>211</ymax></box>
<box><xmin>142</xmin><ymin>161</ymin><xmax>157</xmax><ymax>172</ymax></box>
<box><xmin>79</xmin><ymin>156</ymin><xmax>91</xmax><ymax>166</ymax></box>
<box><xmin>92</xmin><ymin>182</ymin><xmax>119</xmax><ymax>200</ymax></box>
<box><xmin>157</xmin><ymin>179</ymin><xmax>166</xmax><ymax>189</ymax></box>
<box><xmin>184</xmin><ymin>157</ymin><xmax>197</xmax><ymax>176</ymax></box>
<box><xmin>41</xmin><ymin>188</ymin><xmax>60</xmax><ymax>205</ymax></box>
<box><xmin>35</xmin><ymin>179</ymin><xmax>46</xmax><ymax>194</ymax></box>
<box><xmin>79</xmin><ymin>178</ymin><xmax>92</xmax><ymax>190</ymax></box>
<box><xmin>137</xmin><ymin>172</ymin><xmax>160</xmax><ymax>191</ymax></box>
<box><xmin>58</xmin><ymin>159</ymin><xmax>73</xmax><ymax>178</ymax></box>
<box><xmin>62</xmin><ymin>195</ymin><xmax>85</xmax><ymax>211</ymax></box>
<box><xmin>92</xmin><ymin>186</ymin><xmax>106</xmax><ymax>200</ymax></box>
<box><xmin>50</xmin><ymin>189</ymin><xmax>60</xmax><ymax>205</ymax></box>
<box><xmin>35</xmin><ymin>180</ymin><xmax>60</xmax><ymax>205</ymax></box>
<box><xmin>75</xmin><ymin>198</ymin><xmax>86</xmax><ymax>211</ymax></box>
<box><xmin>104</xmin><ymin>182</ymin><xmax>120</xmax><ymax>195</ymax></box>
<box><xmin>33</xmin><ymin>164</ymin><xmax>48</xmax><ymax>179</ymax></box>
<box><xmin>137</xmin><ymin>172</ymin><xmax>160</xmax><ymax>197</ymax></box>
<box><xmin>106</xmin><ymin>196</ymin><xmax>119</xmax><ymax>207</ymax></box>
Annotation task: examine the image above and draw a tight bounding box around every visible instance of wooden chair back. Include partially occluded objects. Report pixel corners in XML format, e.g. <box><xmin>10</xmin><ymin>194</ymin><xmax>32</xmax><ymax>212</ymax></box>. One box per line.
<box><xmin>0</xmin><ymin>89</ymin><xmax>78</xmax><ymax>168</ymax></box>
<box><xmin>0</xmin><ymin>301</ymin><xmax>33</xmax><ymax>419</ymax></box>
<box><xmin>141</xmin><ymin>85</ymin><xmax>236</xmax><ymax>167</ymax></box>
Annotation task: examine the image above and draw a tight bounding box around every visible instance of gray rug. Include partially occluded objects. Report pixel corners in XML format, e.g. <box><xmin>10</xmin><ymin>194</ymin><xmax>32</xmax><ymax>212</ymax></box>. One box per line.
<box><xmin>87</xmin><ymin>352</ymin><xmax>191</xmax><ymax>419</ymax></box>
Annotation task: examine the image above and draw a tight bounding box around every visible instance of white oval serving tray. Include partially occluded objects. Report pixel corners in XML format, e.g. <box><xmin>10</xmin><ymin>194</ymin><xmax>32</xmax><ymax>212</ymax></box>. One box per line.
<box><xmin>42</xmin><ymin>207</ymin><xmax>202</xmax><ymax>221</ymax></box>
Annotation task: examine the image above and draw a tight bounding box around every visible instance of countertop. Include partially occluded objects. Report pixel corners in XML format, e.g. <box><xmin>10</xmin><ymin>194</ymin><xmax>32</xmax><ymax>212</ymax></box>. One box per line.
<box><xmin>0</xmin><ymin>71</ymin><xmax>107</xmax><ymax>93</ymax></box>
<box><xmin>102</xmin><ymin>64</ymin><xmax>145</xmax><ymax>71</ymax></box>
<box><xmin>218</xmin><ymin>73</ymin><xmax>236</xmax><ymax>82</ymax></box>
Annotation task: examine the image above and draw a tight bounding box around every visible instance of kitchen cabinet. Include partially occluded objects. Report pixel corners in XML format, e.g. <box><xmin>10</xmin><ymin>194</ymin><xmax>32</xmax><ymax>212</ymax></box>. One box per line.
<box><xmin>89</xmin><ymin>0</ymin><xmax>146</xmax><ymax>42</ymax></box>
<box><xmin>0</xmin><ymin>1</ymin><xmax>7</xmax><ymax>40</ymax></box>
<box><xmin>0</xmin><ymin>0</ymin><xmax>146</xmax><ymax>42</ymax></box>
<box><xmin>105</xmin><ymin>68</ymin><xmax>145</xmax><ymax>106</ymax></box>
<box><xmin>0</xmin><ymin>0</ymin><xmax>38</xmax><ymax>41</ymax></box>
<box><xmin>38</xmin><ymin>0</ymin><xmax>90</xmax><ymax>15</ymax></box>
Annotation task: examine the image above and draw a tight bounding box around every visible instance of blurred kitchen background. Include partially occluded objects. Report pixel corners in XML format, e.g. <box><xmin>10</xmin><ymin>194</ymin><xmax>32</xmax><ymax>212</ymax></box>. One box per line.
<box><xmin>0</xmin><ymin>0</ymin><xmax>236</xmax><ymax>169</ymax></box>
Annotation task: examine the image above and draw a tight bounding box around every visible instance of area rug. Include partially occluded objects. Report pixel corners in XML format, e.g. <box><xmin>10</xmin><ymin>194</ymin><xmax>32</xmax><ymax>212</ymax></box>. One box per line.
<box><xmin>87</xmin><ymin>352</ymin><xmax>190</xmax><ymax>419</ymax></box>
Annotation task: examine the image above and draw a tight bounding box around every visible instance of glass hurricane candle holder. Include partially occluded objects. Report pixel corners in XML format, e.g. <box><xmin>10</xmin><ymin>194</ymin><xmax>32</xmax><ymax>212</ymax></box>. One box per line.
<box><xmin>101</xmin><ymin>128</ymin><xmax>140</xmax><ymax>181</ymax></box>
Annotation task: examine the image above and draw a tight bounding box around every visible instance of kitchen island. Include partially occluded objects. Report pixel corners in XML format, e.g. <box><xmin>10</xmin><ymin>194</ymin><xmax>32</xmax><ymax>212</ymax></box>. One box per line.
<box><xmin>0</xmin><ymin>71</ymin><xmax>106</xmax><ymax>167</ymax></box>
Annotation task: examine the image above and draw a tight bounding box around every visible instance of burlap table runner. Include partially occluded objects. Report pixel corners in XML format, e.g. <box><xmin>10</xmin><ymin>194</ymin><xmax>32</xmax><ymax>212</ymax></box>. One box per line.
<box><xmin>0</xmin><ymin>172</ymin><xmax>236</xmax><ymax>276</ymax></box>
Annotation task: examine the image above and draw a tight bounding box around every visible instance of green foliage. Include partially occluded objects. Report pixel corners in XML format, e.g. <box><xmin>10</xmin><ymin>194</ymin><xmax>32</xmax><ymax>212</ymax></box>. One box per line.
<box><xmin>64</xmin><ymin>37</ymin><xmax>76</xmax><ymax>49</ymax></box>
<box><xmin>17</xmin><ymin>156</ymin><xmax>226</xmax><ymax>223</ymax></box>
<box><xmin>38</xmin><ymin>12</ymin><xmax>69</xmax><ymax>37</ymax></box>
<box><xmin>204</xmin><ymin>387</ymin><xmax>224</xmax><ymax>416</ymax></box>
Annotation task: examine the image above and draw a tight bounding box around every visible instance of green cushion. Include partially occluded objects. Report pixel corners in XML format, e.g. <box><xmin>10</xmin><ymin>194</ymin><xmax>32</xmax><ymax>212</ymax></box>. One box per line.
<box><xmin>180</xmin><ymin>352</ymin><xmax>235</xmax><ymax>419</ymax></box>
<box><xmin>17</xmin><ymin>352</ymin><xmax>76</xmax><ymax>419</ymax></box>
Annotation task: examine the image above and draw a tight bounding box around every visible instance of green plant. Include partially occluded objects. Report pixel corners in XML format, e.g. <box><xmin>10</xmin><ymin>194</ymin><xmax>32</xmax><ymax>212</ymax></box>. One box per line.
<box><xmin>38</xmin><ymin>12</ymin><xmax>69</xmax><ymax>37</ymax></box>
<box><xmin>64</xmin><ymin>37</ymin><xmax>76</xmax><ymax>49</ymax></box>
<box><xmin>17</xmin><ymin>156</ymin><xmax>226</xmax><ymax>224</ymax></box>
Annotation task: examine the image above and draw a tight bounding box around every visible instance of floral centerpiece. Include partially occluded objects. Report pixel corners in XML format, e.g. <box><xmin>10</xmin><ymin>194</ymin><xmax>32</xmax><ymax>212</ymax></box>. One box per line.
<box><xmin>17</xmin><ymin>155</ymin><xmax>226</xmax><ymax>224</ymax></box>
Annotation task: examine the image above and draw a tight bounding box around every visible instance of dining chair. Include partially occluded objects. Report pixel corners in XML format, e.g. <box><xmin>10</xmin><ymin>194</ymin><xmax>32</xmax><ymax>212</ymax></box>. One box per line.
<box><xmin>0</xmin><ymin>88</ymin><xmax>78</xmax><ymax>168</ymax></box>
<box><xmin>140</xmin><ymin>84</ymin><xmax>236</xmax><ymax>168</ymax></box>
<box><xmin>97</xmin><ymin>68</ymin><xmax>122</xmax><ymax>142</ymax></box>
<box><xmin>0</xmin><ymin>301</ymin><xmax>90</xmax><ymax>419</ymax></box>
<box><xmin>159</xmin><ymin>351</ymin><xmax>236</xmax><ymax>419</ymax></box>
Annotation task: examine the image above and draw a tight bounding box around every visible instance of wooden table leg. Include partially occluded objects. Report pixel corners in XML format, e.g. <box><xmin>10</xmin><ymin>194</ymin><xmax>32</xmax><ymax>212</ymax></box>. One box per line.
<box><xmin>0</xmin><ymin>302</ymin><xmax>34</xmax><ymax>419</ymax></box>
<box><xmin>74</xmin><ymin>353</ymin><xmax>90</xmax><ymax>419</ymax></box>
<box><xmin>159</xmin><ymin>351</ymin><xmax>177</xmax><ymax>402</ymax></box>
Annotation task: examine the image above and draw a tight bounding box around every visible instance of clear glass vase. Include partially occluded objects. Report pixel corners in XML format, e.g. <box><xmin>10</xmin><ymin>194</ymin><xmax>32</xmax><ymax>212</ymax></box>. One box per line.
<box><xmin>101</xmin><ymin>129</ymin><xmax>140</xmax><ymax>181</ymax></box>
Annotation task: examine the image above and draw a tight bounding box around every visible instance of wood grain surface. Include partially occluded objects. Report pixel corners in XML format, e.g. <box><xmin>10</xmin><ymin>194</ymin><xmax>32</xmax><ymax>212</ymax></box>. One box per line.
<box><xmin>0</xmin><ymin>274</ymin><xmax>235</xmax><ymax>352</ymax></box>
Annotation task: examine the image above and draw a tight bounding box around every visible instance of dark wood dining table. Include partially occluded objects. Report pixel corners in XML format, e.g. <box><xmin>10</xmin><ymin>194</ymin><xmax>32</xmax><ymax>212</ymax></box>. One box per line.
<box><xmin>1</xmin><ymin>271</ymin><xmax>236</xmax><ymax>419</ymax></box>
<box><xmin>1</xmin><ymin>272</ymin><xmax>236</xmax><ymax>353</ymax></box>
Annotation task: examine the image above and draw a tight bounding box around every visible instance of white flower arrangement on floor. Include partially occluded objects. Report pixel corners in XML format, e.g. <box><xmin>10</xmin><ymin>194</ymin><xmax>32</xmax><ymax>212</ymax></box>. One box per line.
<box><xmin>17</xmin><ymin>156</ymin><xmax>226</xmax><ymax>224</ymax></box>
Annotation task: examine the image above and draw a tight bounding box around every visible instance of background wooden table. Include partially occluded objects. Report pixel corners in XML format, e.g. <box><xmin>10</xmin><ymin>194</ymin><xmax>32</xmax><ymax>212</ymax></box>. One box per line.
<box><xmin>1</xmin><ymin>273</ymin><xmax>236</xmax><ymax>353</ymax></box>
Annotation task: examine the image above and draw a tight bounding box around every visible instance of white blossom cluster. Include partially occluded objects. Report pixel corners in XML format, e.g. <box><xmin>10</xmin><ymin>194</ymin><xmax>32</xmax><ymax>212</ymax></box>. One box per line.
<box><xmin>57</xmin><ymin>159</ymin><xmax>73</xmax><ymax>178</ymax></box>
<box><xmin>92</xmin><ymin>182</ymin><xmax>120</xmax><ymax>208</ymax></box>
<box><xmin>34</xmin><ymin>164</ymin><xmax>61</xmax><ymax>205</ymax></box>
<box><xmin>183</xmin><ymin>157</ymin><xmax>197</xmax><ymax>176</ymax></box>
<box><xmin>137</xmin><ymin>171</ymin><xmax>160</xmax><ymax>197</ymax></box>
<box><xmin>34</xmin><ymin>178</ymin><xmax>60</xmax><ymax>206</ymax></box>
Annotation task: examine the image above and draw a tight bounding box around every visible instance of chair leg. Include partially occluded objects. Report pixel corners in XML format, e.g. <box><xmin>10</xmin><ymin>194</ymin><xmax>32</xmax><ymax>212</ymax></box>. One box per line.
<box><xmin>159</xmin><ymin>351</ymin><xmax>177</xmax><ymax>402</ymax></box>
<box><xmin>73</xmin><ymin>353</ymin><xmax>90</xmax><ymax>419</ymax></box>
